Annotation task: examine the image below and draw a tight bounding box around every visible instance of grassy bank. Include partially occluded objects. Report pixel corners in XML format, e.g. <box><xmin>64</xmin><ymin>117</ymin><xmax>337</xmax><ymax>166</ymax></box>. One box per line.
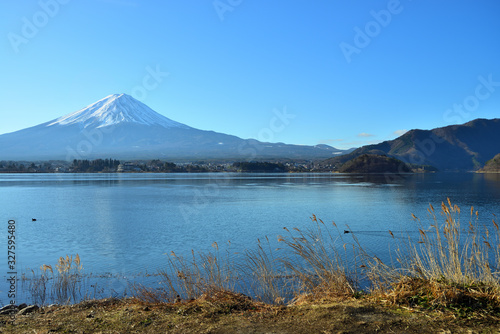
<box><xmin>3</xmin><ymin>199</ymin><xmax>500</xmax><ymax>332</ymax></box>
<box><xmin>4</xmin><ymin>296</ymin><xmax>500</xmax><ymax>333</ymax></box>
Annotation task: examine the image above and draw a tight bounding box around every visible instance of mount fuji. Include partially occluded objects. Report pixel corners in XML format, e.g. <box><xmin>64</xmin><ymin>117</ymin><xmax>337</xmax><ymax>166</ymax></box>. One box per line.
<box><xmin>47</xmin><ymin>94</ymin><xmax>191</xmax><ymax>130</ymax></box>
<box><xmin>0</xmin><ymin>94</ymin><xmax>345</xmax><ymax>161</ymax></box>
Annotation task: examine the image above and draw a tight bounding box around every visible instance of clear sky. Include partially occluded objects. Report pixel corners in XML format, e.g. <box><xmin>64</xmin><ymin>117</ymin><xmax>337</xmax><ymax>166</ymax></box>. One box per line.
<box><xmin>1</xmin><ymin>0</ymin><xmax>499</xmax><ymax>149</ymax></box>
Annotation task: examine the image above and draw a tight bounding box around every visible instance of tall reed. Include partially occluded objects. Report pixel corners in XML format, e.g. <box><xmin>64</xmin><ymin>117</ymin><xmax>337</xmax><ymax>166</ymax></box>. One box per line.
<box><xmin>240</xmin><ymin>237</ymin><xmax>289</xmax><ymax>304</ymax></box>
<box><xmin>28</xmin><ymin>264</ymin><xmax>52</xmax><ymax>305</ymax></box>
<box><xmin>26</xmin><ymin>254</ymin><xmax>86</xmax><ymax>305</ymax></box>
<box><xmin>144</xmin><ymin>242</ymin><xmax>237</xmax><ymax>303</ymax></box>
<box><xmin>277</xmin><ymin>215</ymin><xmax>358</xmax><ymax>303</ymax></box>
<box><xmin>367</xmin><ymin>199</ymin><xmax>500</xmax><ymax>310</ymax></box>
<box><xmin>25</xmin><ymin>200</ymin><xmax>500</xmax><ymax>315</ymax></box>
<box><xmin>53</xmin><ymin>254</ymin><xmax>83</xmax><ymax>303</ymax></box>
<box><xmin>394</xmin><ymin>199</ymin><xmax>500</xmax><ymax>285</ymax></box>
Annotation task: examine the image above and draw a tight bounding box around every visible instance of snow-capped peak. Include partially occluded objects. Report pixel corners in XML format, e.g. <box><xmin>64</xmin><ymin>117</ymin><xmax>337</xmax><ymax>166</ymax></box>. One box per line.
<box><xmin>47</xmin><ymin>94</ymin><xmax>190</xmax><ymax>129</ymax></box>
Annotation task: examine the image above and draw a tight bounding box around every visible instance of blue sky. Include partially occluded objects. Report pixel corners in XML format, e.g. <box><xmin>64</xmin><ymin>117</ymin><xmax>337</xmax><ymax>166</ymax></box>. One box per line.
<box><xmin>1</xmin><ymin>0</ymin><xmax>499</xmax><ymax>149</ymax></box>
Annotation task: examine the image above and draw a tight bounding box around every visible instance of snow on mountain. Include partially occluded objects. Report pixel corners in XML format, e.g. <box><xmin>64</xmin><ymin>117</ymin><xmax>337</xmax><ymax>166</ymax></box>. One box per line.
<box><xmin>0</xmin><ymin>94</ymin><xmax>344</xmax><ymax>160</ymax></box>
<box><xmin>47</xmin><ymin>94</ymin><xmax>190</xmax><ymax>129</ymax></box>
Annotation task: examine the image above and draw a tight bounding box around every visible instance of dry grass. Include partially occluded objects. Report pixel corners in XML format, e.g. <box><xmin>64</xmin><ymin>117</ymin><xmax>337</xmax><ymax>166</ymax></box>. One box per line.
<box><xmin>378</xmin><ymin>276</ymin><xmax>500</xmax><ymax>317</ymax></box>
<box><xmin>277</xmin><ymin>215</ymin><xmax>359</xmax><ymax>304</ymax></box>
<box><xmin>132</xmin><ymin>242</ymin><xmax>238</xmax><ymax>304</ymax></box>
<box><xmin>129</xmin><ymin>200</ymin><xmax>500</xmax><ymax>318</ymax></box>
<box><xmin>406</xmin><ymin>199</ymin><xmax>499</xmax><ymax>284</ymax></box>
<box><xmin>240</xmin><ymin>237</ymin><xmax>289</xmax><ymax>304</ymax></box>
<box><xmin>27</xmin><ymin>254</ymin><xmax>90</xmax><ymax>305</ymax></box>
<box><xmin>131</xmin><ymin>215</ymin><xmax>362</xmax><ymax>307</ymax></box>
<box><xmin>367</xmin><ymin>199</ymin><xmax>500</xmax><ymax>316</ymax></box>
<box><xmin>27</xmin><ymin>265</ymin><xmax>50</xmax><ymax>305</ymax></box>
<box><xmin>54</xmin><ymin>254</ymin><xmax>84</xmax><ymax>303</ymax></box>
<box><xmin>22</xmin><ymin>200</ymin><xmax>500</xmax><ymax>320</ymax></box>
<box><xmin>6</xmin><ymin>295</ymin><xmax>480</xmax><ymax>334</ymax></box>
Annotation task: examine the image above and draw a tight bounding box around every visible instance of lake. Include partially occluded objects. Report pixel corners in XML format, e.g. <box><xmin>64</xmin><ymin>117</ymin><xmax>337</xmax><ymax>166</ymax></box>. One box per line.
<box><xmin>1</xmin><ymin>172</ymin><xmax>500</xmax><ymax>304</ymax></box>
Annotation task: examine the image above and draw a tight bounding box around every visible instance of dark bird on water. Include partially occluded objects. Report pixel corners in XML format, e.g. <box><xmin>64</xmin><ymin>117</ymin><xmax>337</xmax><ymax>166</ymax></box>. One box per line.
<box><xmin>32</xmin><ymin>218</ymin><xmax>37</xmax><ymax>221</ymax></box>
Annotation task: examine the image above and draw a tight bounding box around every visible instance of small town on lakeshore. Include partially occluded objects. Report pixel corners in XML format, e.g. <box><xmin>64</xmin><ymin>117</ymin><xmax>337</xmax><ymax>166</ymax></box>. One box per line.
<box><xmin>0</xmin><ymin>159</ymin><xmax>327</xmax><ymax>173</ymax></box>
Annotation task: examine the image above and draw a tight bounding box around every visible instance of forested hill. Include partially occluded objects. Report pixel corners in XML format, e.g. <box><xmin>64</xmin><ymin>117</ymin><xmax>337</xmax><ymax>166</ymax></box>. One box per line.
<box><xmin>338</xmin><ymin>154</ymin><xmax>412</xmax><ymax>173</ymax></box>
<box><xmin>323</xmin><ymin>118</ymin><xmax>500</xmax><ymax>171</ymax></box>
<box><xmin>479</xmin><ymin>153</ymin><xmax>500</xmax><ymax>173</ymax></box>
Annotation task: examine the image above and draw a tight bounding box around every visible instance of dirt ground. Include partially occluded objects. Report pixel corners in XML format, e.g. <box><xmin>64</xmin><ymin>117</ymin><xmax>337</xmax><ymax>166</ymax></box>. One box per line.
<box><xmin>1</xmin><ymin>296</ymin><xmax>499</xmax><ymax>334</ymax></box>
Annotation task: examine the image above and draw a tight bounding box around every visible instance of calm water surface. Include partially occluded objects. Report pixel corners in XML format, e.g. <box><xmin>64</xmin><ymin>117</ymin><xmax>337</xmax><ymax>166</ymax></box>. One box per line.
<box><xmin>1</xmin><ymin>172</ymin><xmax>499</xmax><ymax>304</ymax></box>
